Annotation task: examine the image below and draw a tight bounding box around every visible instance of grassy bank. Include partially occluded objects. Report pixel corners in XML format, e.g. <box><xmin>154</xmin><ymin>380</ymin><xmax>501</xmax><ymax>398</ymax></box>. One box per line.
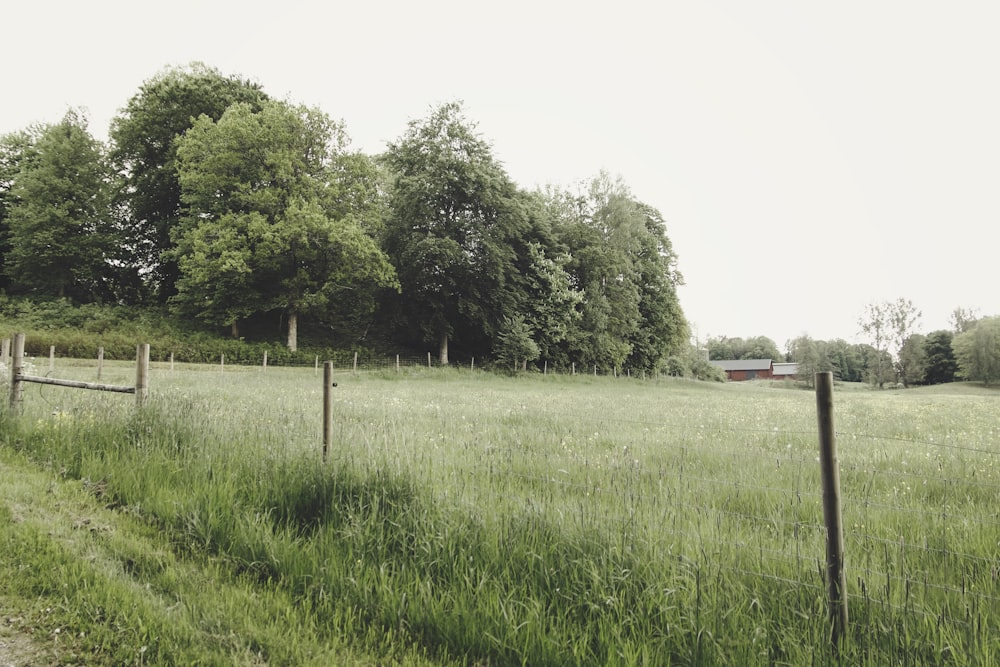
<box><xmin>2</xmin><ymin>364</ymin><xmax>999</xmax><ymax>664</ymax></box>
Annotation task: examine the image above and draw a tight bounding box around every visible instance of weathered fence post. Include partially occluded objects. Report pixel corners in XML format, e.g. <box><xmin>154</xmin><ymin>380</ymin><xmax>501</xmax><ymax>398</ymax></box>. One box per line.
<box><xmin>322</xmin><ymin>361</ymin><xmax>336</xmax><ymax>462</ymax></box>
<box><xmin>262</xmin><ymin>350</ymin><xmax>268</xmax><ymax>372</ymax></box>
<box><xmin>49</xmin><ymin>345</ymin><xmax>55</xmax><ymax>372</ymax></box>
<box><xmin>220</xmin><ymin>354</ymin><xmax>225</xmax><ymax>374</ymax></box>
<box><xmin>427</xmin><ymin>352</ymin><xmax>432</xmax><ymax>368</ymax></box>
<box><xmin>97</xmin><ymin>346</ymin><xmax>104</xmax><ymax>381</ymax></box>
<box><xmin>816</xmin><ymin>371</ymin><xmax>848</xmax><ymax>648</ymax></box>
<box><xmin>572</xmin><ymin>362</ymin><xmax>576</xmax><ymax>376</ymax></box>
<box><xmin>170</xmin><ymin>352</ymin><xmax>174</xmax><ymax>373</ymax></box>
<box><xmin>314</xmin><ymin>355</ymin><xmax>319</xmax><ymax>375</ymax></box>
<box><xmin>135</xmin><ymin>344</ymin><xmax>150</xmax><ymax>406</ymax></box>
<box><xmin>9</xmin><ymin>333</ymin><xmax>24</xmax><ymax>411</ymax></box>
<box><xmin>353</xmin><ymin>351</ymin><xmax>358</xmax><ymax>376</ymax></box>
<box><xmin>395</xmin><ymin>354</ymin><xmax>400</xmax><ymax>373</ymax></box>
<box><xmin>471</xmin><ymin>357</ymin><xmax>475</xmax><ymax>372</ymax></box>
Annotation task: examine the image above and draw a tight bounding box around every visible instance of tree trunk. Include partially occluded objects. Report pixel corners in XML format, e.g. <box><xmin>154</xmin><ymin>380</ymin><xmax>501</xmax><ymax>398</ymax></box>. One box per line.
<box><xmin>287</xmin><ymin>309</ymin><xmax>298</xmax><ymax>352</ymax></box>
<box><xmin>439</xmin><ymin>332</ymin><xmax>448</xmax><ymax>366</ymax></box>
<box><xmin>231</xmin><ymin>321</ymin><xmax>240</xmax><ymax>339</ymax></box>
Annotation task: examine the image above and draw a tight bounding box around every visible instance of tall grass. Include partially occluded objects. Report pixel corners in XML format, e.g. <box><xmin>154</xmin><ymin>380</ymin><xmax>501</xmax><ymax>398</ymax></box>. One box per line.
<box><xmin>3</xmin><ymin>364</ymin><xmax>1000</xmax><ymax>664</ymax></box>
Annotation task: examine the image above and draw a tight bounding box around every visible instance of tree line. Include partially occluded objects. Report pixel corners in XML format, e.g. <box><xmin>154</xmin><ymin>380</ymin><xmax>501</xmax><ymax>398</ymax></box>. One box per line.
<box><xmin>707</xmin><ymin>303</ymin><xmax>1000</xmax><ymax>387</ymax></box>
<box><xmin>0</xmin><ymin>63</ymin><xmax>689</xmax><ymax>372</ymax></box>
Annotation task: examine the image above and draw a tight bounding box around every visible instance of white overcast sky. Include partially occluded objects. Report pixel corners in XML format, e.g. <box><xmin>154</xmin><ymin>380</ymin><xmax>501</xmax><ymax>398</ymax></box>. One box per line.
<box><xmin>3</xmin><ymin>1</ymin><xmax>998</xmax><ymax>349</ymax></box>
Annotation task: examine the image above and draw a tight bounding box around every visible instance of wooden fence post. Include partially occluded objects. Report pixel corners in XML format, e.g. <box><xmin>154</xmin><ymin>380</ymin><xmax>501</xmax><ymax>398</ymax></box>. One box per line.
<box><xmin>353</xmin><ymin>351</ymin><xmax>358</xmax><ymax>376</ymax></box>
<box><xmin>322</xmin><ymin>361</ymin><xmax>336</xmax><ymax>462</ymax></box>
<box><xmin>9</xmin><ymin>333</ymin><xmax>24</xmax><ymax>411</ymax></box>
<box><xmin>471</xmin><ymin>357</ymin><xmax>475</xmax><ymax>372</ymax></box>
<box><xmin>263</xmin><ymin>350</ymin><xmax>268</xmax><ymax>372</ymax></box>
<box><xmin>816</xmin><ymin>371</ymin><xmax>848</xmax><ymax>648</ymax></box>
<box><xmin>49</xmin><ymin>346</ymin><xmax>55</xmax><ymax>372</ymax></box>
<box><xmin>396</xmin><ymin>354</ymin><xmax>400</xmax><ymax>373</ymax></box>
<box><xmin>220</xmin><ymin>354</ymin><xmax>225</xmax><ymax>374</ymax></box>
<box><xmin>170</xmin><ymin>352</ymin><xmax>174</xmax><ymax>373</ymax></box>
<box><xmin>427</xmin><ymin>352</ymin><xmax>432</xmax><ymax>368</ymax></box>
<box><xmin>97</xmin><ymin>346</ymin><xmax>104</xmax><ymax>381</ymax></box>
<box><xmin>135</xmin><ymin>344</ymin><xmax>150</xmax><ymax>406</ymax></box>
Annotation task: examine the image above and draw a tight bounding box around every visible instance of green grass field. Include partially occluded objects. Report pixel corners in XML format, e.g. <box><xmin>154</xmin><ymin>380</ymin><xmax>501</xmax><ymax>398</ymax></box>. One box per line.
<box><xmin>2</xmin><ymin>361</ymin><xmax>999</xmax><ymax>665</ymax></box>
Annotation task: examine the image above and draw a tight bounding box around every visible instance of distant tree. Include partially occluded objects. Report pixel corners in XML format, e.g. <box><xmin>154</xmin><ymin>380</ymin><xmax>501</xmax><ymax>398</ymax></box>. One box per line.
<box><xmin>382</xmin><ymin>101</ymin><xmax>526</xmax><ymax>364</ymax></box>
<box><xmin>923</xmin><ymin>330</ymin><xmax>958</xmax><ymax>385</ymax></box>
<box><xmin>860</xmin><ymin>298</ymin><xmax>920</xmax><ymax>387</ymax></box>
<box><xmin>788</xmin><ymin>335</ymin><xmax>833</xmax><ymax>387</ymax></box>
<box><xmin>953</xmin><ymin>316</ymin><xmax>1000</xmax><ymax>386</ymax></box>
<box><xmin>110</xmin><ymin>63</ymin><xmax>269</xmax><ymax>302</ymax></box>
<box><xmin>4</xmin><ymin>110</ymin><xmax>114</xmax><ymax>301</ymax></box>
<box><xmin>897</xmin><ymin>334</ymin><xmax>927</xmax><ymax>387</ymax></box>
<box><xmin>949</xmin><ymin>306</ymin><xmax>980</xmax><ymax>334</ymax></box>
<box><xmin>707</xmin><ymin>335</ymin><xmax>781</xmax><ymax>361</ymax></box>
<box><xmin>859</xmin><ymin>301</ymin><xmax>891</xmax><ymax>387</ymax></box>
<box><xmin>825</xmin><ymin>339</ymin><xmax>866</xmax><ymax>383</ymax></box>
<box><xmin>171</xmin><ymin>100</ymin><xmax>397</xmax><ymax>351</ymax></box>
<box><xmin>493</xmin><ymin>315</ymin><xmax>540</xmax><ymax>371</ymax></box>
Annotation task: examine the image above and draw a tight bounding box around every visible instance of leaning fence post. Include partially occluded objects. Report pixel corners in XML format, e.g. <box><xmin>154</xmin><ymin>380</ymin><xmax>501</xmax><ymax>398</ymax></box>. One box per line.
<box><xmin>816</xmin><ymin>371</ymin><xmax>848</xmax><ymax>647</ymax></box>
<box><xmin>135</xmin><ymin>344</ymin><xmax>150</xmax><ymax>406</ymax></box>
<box><xmin>322</xmin><ymin>361</ymin><xmax>336</xmax><ymax>462</ymax></box>
<box><xmin>9</xmin><ymin>333</ymin><xmax>24</xmax><ymax>411</ymax></box>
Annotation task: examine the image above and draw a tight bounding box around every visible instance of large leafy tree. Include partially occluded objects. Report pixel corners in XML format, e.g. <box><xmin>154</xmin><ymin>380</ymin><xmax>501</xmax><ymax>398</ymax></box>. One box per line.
<box><xmin>923</xmin><ymin>330</ymin><xmax>958</xmax><ymax>385</ymax></box>
<box><xmin>549</xmin><ymin>174</ymin><xmax>687</xmax><ymax>372</ymax></box>
<box><xmin>171</xmin><ymin>100</ymin><xmax>397</xmax><ymax>351</ymax></box>
<box><xmin>110</xmin><ymin>63</ymin><xmax>268</xmax><ymax>302</ymax></box>
<box><xmin>953</xmin><ymin>316</ymin><xmax>1000</xmax><ymax>386</ymax></box>
<box><xmin>4</xmin><ymin>111</ymin><xmax>114</xmax><ymax>301</ymax></box>
<box><xmin>382</xmin><ymin>101</ymin><xmax>526</xmax><ymax>364</ymax></box>
<box><xmin>0</xmin><ymin>127</ymin><xmax>42</xmax><ymax>293</ymax></box>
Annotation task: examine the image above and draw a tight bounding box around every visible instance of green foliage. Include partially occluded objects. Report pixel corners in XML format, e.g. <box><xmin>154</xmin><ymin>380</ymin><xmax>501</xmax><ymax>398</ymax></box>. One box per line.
<box><xmin>0</xmin><ymin>297</ymin><xmax>360</xmax><ymax>365</ymax></box>
<box><xmin>897</xmin><ymin>333</ymin><xmax>927</xmax><ymax>387</ymax></box>
<box><xmin>707</xmin><ymin>335</ymin><xmax>782</xmax><ymax>362</ymax></box>
<box><xmin>859</xmin><ymin>298</ymin><xmax>922</xmax><ymax>388</ymax></box>
<box><xmin>382</xmin><ymin>101</ymin><xmax>525</xmax><ymax>363</ymax></box>
<box><xmin>492</xmin><ymin>315</ymin><xmax>540</xmax><ymax>371</ymax></box>
<box><xmin>923</xmin><ymin>329</ymin><xmax>958</xmax><ymax>385</ymax></box>
<box><xmin>109</xmin><ymin>62</ymin><xmax>269</xmax><ymax>302</ymax></box>
<box><xmin>171</xmin><ymin>100</ymin><xmax>397</xmax><ymax>351</ymax></box>
<box><xmin>0</xmin><ymin>127</ymin><xmax>43</xmax><ymax>294</ymax></box>
<box><xmin>4</xmin><ymin>111</ymin><xmax>113</xmax><ymax>301</ymax></box>
<box><xmin>545</xmin><ymin>174</ymin><xmax>688</xmax><ymax>372</ymax></box>
<box><xmin>953</xmin><ymin>315</ymin><xmax>1000</xmax><ymax>385</ymax></box>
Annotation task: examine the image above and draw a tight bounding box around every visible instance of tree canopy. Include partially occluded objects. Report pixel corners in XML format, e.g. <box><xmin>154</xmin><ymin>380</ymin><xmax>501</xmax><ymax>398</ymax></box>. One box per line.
<box><xmin>171</xmin><ymin>100</ymin><xmax>397</xmax><ymax>350</ymax></box>
<box><xmin>954</xmin><ymin>316</ymin><xmax>1000</xmax><ymax>386</ymax></box>
<box><xmin>110</xmin><ymin>63</ymin><xmax>269</xmax><ymax>302</ymax></box>
<box><xmin>3</xmin><ymin>111</ymin><xmax>114</xmax><ymax>301</ymax></box>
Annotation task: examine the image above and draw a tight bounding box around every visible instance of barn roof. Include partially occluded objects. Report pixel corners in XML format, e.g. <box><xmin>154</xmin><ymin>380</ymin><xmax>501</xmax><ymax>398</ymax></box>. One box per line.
<box><xmin>773</xmin><ymin>362</ymin><xmax>799</xmax><ymax>376</ymax></box>
<box><xmin>709</xmin><ymin>359</ymin><xmax>774</xmax><ymax>371</ymax></box>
